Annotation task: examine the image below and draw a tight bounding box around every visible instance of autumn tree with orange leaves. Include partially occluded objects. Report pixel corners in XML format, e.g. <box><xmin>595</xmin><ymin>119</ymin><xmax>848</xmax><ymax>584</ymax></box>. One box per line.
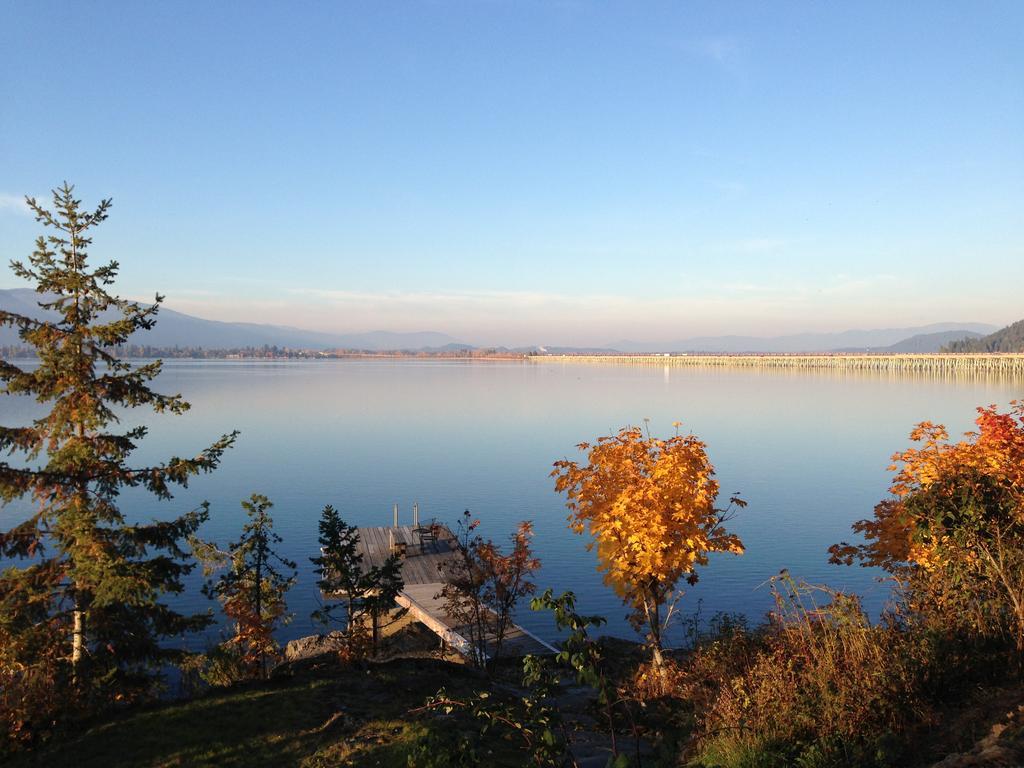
<box><xmin>440</xmin><ymin>511</ymin><xmax>541</xmax><ymax>671</ymax></box>
<box><xmin>553</xmin><ymin>423</ymin><xmax>746</xmax><ymax>668</ymax></box>
<box><xmin>830</xmin><ymin>402</ymin><xmax>1024</xmax><ymax>653</ymax></box>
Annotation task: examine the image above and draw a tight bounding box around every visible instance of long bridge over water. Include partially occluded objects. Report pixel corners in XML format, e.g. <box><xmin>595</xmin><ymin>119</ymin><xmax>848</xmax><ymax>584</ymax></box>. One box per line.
<box><xmin>530</xmin><ymin>353</ymin><xmax>1024</xmax><ymax>375</ymax></box>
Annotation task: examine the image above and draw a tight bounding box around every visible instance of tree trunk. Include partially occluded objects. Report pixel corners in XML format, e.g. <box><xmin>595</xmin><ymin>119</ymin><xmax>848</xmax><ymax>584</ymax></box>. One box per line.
<box><xmin>650</xmin><ymin>642</ymin><xmax>665</xmax><ymax>669</ymax></box>
<box><xmin>642</xmin><ymin>588</ymin><xmax>670</xmax><ymax>695</ymax></box>
<box><xmin>255</xmin><ymin>535</ymin><xmax>265</xmax><ymax>678</ymax></box>
<box><xmin>642</xmin><ymin>588</ymin><xmax>665</xmax><ymax>667</ymax></box>
<box><xmin>71</xmin><ymin>604</ymin><xmax>84</xmax><ymax>673</ymax></box>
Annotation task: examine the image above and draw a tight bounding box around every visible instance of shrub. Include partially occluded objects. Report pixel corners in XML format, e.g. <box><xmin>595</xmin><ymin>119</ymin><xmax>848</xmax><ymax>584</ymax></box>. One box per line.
<box><xmin>680</xmin><ymin>574</ymin><xmax>929</xmax><ymax>768</ymax></box>
<box><xmin>0</xmin><ymin>664</ymin><xmax>66</xmax><ymax>755</ymax></box>
<box><xmin>196</xmin><ymin>644</ymin><xmax>252</xmax><ymax>688</ymax></box>
<box><xmin>830</xmin><ymin>404</ymin><xmax>1024</xmax><ymax>655</ymax></box>
<box><xmin>439</xmin><ymin>512</ymin><xmax>540</xmax><ymax>670</ymax></box>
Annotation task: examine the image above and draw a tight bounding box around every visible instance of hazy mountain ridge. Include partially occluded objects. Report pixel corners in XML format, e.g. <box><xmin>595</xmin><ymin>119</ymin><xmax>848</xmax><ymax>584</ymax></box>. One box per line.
<box><xmin>0</xmin><ymin>288</ymin><xmax>466</xmax><ymax>351</ymax></box>
<box><xmin>611</xmin><ymin>322</ymin><xmax>999</xmax><ymax>354</ymax></box>
<box><xmin>944</xmin><ymin>319</ymin><xmax>1024</xmax><ymax>353</ymax></box>
<box><xmin>834</xmin><ymin>330</ymin><xmax>986</xmax><ymax>354</ymax></box>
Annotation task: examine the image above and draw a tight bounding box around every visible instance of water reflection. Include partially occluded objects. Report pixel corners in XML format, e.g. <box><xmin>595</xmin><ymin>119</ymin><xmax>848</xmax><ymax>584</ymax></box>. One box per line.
<box><xmin>1</xmin><ymin>359</ymin><xmax>1021</xmax><ymax>647</ymax></box>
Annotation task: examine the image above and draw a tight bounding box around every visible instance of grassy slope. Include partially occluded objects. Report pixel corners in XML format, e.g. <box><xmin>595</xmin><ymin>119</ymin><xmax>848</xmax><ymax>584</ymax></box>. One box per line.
<box><xmin>11</xmin><ymin>651</ymin><xmax>1024</xmax><ymax>767</ymax></box>
<box><xmin>11</xmin><ymin>658</ymin><xmax>504</xmax><ymax>768</ymax></box>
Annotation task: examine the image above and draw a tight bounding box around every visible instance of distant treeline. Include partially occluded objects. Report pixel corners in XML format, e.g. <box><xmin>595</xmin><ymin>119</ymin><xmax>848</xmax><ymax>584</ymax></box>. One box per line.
<box><xmin>1</xmin><ymin>344</ymin><xmax>525</xmax><ymax>360</ymax></box>
<box><xmin>943</xmin><ymin>319</ymin><xmax>1024</xmax><ymax>353</ymax></box>
<box><xmin>1</xmin><ymin>344</ymin><xmax>322</xmax><ymax>359</ymax></box>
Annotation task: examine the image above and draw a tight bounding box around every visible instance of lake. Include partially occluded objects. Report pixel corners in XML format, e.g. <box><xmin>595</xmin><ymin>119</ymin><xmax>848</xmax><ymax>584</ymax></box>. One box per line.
<box><xmin>2</xmin><ymin>359</ymin><xmax>1021</xmax><ymax>648</ymax></box>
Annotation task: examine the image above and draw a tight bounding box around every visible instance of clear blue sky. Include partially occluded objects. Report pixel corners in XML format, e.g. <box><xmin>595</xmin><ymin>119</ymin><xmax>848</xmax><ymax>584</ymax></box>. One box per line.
<box><xmin>1</xmin><ymin>1</ymin><xmax>1021</xmax><ymax>346</ymax></box>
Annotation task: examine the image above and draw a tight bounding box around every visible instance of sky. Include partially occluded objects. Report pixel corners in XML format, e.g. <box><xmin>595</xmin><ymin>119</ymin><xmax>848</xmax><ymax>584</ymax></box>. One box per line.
<box><xmin>1</xmin><ymin>1</ymin><xmax>1022</xmax><ymax>347</ymax></box>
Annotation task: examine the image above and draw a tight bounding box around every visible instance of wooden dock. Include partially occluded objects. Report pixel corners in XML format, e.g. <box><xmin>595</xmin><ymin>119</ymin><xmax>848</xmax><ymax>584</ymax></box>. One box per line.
<box><xmin>355</xmin><ymin>525</ymin><xmax>458</xmax><ymax>586</ymax></box>
<box><xmin>354</xmin><ymin>524</ymin><xmax>556</xmax><ymax>659</ymax></box>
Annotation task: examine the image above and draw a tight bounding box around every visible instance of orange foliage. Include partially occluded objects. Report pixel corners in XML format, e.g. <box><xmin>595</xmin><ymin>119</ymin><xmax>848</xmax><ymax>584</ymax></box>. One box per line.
<box><xmin>221</xmin><ymin>588</ymin><xmax>287</xmax><ymax>677</ymax></box>
<box><xmin>553</xmin><ymin>424</ymin><xmax>745</xmax><ymax>662</ymax></box>
<box><xmin>475</xmin><ymin>522</ymin><xmax>540</xmax><ymax>604</ymax></box>
<box><xmin>440</xmin><ymin>513</ymin><xmax>541</xmax><ymax>669</ymax></box>
<box><xmin>831</xmin><ymin>401</ymin><xmax>1024</xmax><ymax>650</ymax></box>
<box><xmin>832</xmin><ymin>402</ymin><xmax>1024</xmax><ymax>571</ymax></box>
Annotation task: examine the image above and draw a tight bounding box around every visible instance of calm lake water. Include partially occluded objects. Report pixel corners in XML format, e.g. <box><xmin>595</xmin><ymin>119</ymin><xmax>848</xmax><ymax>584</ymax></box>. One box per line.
<box><xmin>2</xmin><ymin>359</ymin><xmax>1022</xmax><ymax>648</ymax></box>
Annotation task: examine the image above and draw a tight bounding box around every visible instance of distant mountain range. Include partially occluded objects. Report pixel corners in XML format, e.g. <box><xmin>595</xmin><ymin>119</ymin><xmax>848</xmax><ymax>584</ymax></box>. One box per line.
<box><xmin>2</xmin><ymin>287</ymin><xmax>1006</xmax><ymax>354</ymax></box>
<box><xmin>610</xmin><ymin>323</ymin><xmax>998</xmax><ymax>354</ymax></box>
<box><xmin>835</xmin><ymin>329</ymin><xmax>986</xmax><ymax>354</ymax></box>
<box><xmin>0</xmin><ymin>288</ymin><xmax>466</xmax><ymax>351</ymax></box>
<box><xmin>944</xmin><ymin>319</ymin><xmax>1024</xmax><ymax>353</ymax></box>
<box><xmin>880</xmin><ymin>330</ymin><xmax>986</xmax><ymax>353</ymax></box>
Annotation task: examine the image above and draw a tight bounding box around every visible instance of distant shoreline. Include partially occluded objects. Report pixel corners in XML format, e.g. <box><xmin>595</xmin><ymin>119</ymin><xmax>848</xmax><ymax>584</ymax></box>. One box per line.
<box><xmin>4</xmin><ymin>348</ymin><xmax>1024</xmax><ymax>373</ymax></box>
<box><xmin>0</xmin><ymin>346</ymin><xmax>530</xmax><ymax>362</ymax></box>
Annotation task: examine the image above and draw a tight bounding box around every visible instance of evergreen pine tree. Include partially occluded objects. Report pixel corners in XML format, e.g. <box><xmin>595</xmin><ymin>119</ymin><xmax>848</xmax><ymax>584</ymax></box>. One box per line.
<box><xmin>196</xmin><ymin>494</ymin><xmax>296</xmax><ymax>679</ymax></box>
<box><xmin>0</xmin><ymin>184</ymin><xmax>238</xmax><ymax>714</ymax></box>
<box><xmin>310</xmin><ymin>505</ymin><xmax>403</xmax><ymax>653</ymax></box>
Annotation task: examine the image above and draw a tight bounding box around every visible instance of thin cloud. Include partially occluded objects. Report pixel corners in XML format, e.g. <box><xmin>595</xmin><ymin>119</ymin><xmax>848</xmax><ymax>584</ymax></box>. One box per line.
<box><xmin>0</xmin><ymin>193</ymin><xmax>31</xmax><ymax>216</ymax></box>
<box><xmin>711</xmin><ymin>180</ymin><xmax>747</xmax><ymax>198</ymax></box>
<box><xmin>157</xmin><ymin>275</ymin><xmax>989</xmax><ymax>348</ymax></box>
<box><xmin>284</xmin><ymin>287</ymin><xmax>636</xmax><ymax>309</ymax></box>
<box><xmin>680</xmin><ymin>36</ymin><xmax>741</xmax><ymax>65</ymax></box>
<box><xmin>723</xmin><ymin>282</ymin><xmax>787</xmax><ymax>294</ymax></box>
<box><xmin>731</xmin><ymin>237</ymin><xmax>786</xmax><ymax>254</ymax></box>
<box><xmin>679</xmin><ymin>36</ymin><xmax>747</xmax><ymax>83</ymax></box>
<box><xmin>823</xmin><ymin>273</ymin><xmax>900</xmax><ymax>295</ymax></box>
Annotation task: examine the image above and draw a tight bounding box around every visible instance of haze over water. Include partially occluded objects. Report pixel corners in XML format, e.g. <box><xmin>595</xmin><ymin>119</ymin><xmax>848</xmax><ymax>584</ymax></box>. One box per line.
<box><xmin>3</xmin><ymin>359</ymin><xmax>1021</xmax><ymax>647</ymax></box>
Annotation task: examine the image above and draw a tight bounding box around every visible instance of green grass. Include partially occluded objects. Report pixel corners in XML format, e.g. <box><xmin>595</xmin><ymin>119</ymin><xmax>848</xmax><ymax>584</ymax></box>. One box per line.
<box><xmin>10</xmin><ymin>658</ymin><xmax>497</xmax><ymax>768</ymax></box>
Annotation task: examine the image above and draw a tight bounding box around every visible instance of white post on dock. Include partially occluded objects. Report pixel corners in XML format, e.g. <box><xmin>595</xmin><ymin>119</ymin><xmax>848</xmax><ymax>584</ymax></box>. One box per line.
<box><xmin>389</xmin><ymin>528</ymin><xmax>394</xmax><ymax>552</ymax></box>
<box><xmin>393</xmin><ymin>503</ymin><xmax>399</xmax><ymax>528</ymax></box>
<box><xmin>413</xmin><ymin>502</ymin><xmax>419</xmax><ymax>528</ymax></box>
